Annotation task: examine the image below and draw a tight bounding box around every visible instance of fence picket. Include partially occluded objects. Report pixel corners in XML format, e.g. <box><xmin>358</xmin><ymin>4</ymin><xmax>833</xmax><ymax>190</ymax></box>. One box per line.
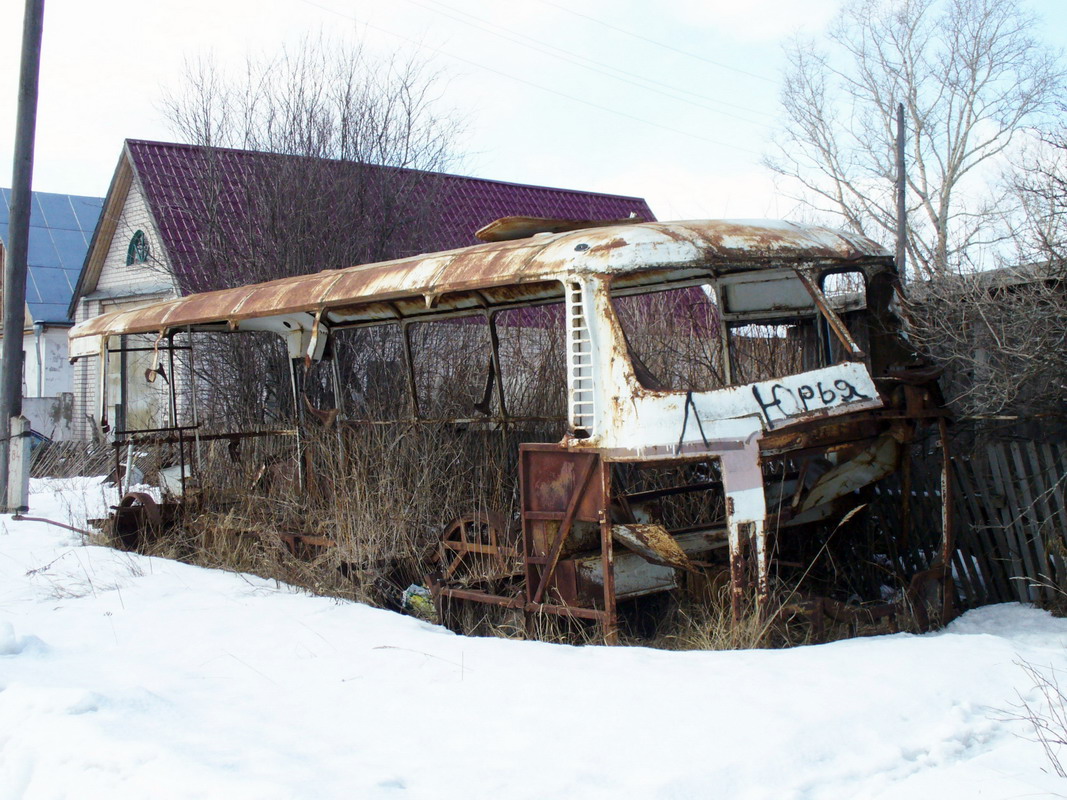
<box><xmin>1010</xmin><ymin>441</ymin><xmax>1054</xmax><ymax>602</ymax></box>
<box><xmin>952</xmin><ymin>460</ymin><xmax>1002</xmax><ymax>603</ymax></box>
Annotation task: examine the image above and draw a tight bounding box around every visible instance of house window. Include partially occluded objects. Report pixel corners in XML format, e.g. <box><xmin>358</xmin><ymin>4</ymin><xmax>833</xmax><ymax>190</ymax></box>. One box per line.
<box><xmin>126</xmin><ymin>230</ymin><xmax>150</xmax><ymax>265</ymax></box>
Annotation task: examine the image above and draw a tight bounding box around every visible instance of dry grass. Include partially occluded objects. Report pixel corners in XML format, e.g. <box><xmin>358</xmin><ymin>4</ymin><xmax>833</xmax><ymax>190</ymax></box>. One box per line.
<box><xmin>121</xmin><ymin>420</ymin><xmax>551</xmax><ymax>611</ymax></box>
<box><xmin>91</xmin><ymin>287</ymin><xmax>940</xmax><ymax>649</ymax></box>
<box><xmin>651</xmin><ymin>599</ymin><xmax>782</xmax><ymax>651</ymax></box>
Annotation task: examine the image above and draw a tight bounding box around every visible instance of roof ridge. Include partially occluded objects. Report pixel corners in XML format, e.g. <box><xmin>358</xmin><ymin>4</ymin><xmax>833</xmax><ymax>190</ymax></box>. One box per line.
<box><xmin>123</xmin><ymin>139</ymin><xmax>646</xmax><ymax>201</ymax></box>
<box><xmin>1</xmin><ymin>187</ymin><xmax>104</xmax><ymax>203</ymax></box>
<box><xmin>121</xmin><ymin>138</ymin><xmax>655</xmax><ymax>297</ymax></box>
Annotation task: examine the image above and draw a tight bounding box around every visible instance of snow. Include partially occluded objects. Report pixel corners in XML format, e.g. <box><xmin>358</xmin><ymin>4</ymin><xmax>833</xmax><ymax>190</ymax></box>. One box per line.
<box><xmin>3</xmin><ymin>479</ymin><xmax>1067</xmax><ymax>799</ymax></box>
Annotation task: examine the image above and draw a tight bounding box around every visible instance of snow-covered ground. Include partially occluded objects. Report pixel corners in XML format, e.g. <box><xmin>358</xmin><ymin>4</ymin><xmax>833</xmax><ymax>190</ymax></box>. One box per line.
<box><xmin>2</xmin><ymin>478</ymin><xmax>1066</xmax><ymax>799</ymax></box>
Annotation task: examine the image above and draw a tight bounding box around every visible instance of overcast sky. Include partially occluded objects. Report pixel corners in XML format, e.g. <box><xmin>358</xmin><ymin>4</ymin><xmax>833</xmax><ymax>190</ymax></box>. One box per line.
<box><xmin>2</xmin><ymin>0</ymin><xmax>1065</xmax><ymax>224</ymax></box>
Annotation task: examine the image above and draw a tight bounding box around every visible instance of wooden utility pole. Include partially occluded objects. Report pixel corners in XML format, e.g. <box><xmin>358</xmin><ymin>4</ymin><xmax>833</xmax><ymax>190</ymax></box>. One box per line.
<box><xmin>895</xmin><ymin>102</ymin><xmax>907</xmax><ymax>284</ymax></box>
<box><xmin>0</xmin><ymin>0</ymin><xmax>45</xmax><ymax>511</ymax></box>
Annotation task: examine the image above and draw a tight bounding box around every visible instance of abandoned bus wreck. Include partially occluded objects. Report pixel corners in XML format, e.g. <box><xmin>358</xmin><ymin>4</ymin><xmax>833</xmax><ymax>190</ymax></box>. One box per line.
<box><xmin>69</xmin><ymin>218</ymin><xmax>952</xmax><ymax>643</ymax></box>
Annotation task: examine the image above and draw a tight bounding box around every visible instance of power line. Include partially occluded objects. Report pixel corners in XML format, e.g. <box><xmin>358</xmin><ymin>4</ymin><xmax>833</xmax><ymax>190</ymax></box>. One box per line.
<box><xmin>532</xmin><ymin>0</ymin><xmax>779</xmax><ymax>85</ymax></box>
<box><xmin>297</xmin><ymin>0</ymin><xmax>764</xmax><ymax>156</ymax></box>
<box><xmin>399</xmin><ymin>0</ymin><xmax>777</xmax><ymax>126</ymax></box>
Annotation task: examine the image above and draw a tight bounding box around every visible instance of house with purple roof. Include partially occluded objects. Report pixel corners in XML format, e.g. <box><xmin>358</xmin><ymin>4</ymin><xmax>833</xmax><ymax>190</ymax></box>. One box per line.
<box><xmin>69</xmin><ymin>139</ymin><xmax>655</xmax><ymax>439</ymax></box>
<box><xmin>0</xmin><ymin>189</ymin><xmax>103</xmax><ymax>440</ymax></box>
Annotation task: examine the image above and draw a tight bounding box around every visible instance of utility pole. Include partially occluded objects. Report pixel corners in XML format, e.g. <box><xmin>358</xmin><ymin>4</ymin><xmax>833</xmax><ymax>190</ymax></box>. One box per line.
<box><xmin>0</xmin><ymin>0</ymin><xmax>45</xmax><ymax>511</ymax></box>
<box><xmin>895</xmin><ymin>102</ymin><xmax>907</xmax><ymax>284</ymax></box>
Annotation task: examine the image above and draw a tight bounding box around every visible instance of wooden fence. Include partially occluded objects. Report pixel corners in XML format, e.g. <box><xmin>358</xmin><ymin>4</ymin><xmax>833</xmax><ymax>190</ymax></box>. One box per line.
<box><xmin>30</xmin><ymin>440</ymin><xmax>116</xmax><ymax>480</ymax></box>
<box><xmin>27</xmin><ymin>430</ymin><xmax>1066</xmax><ymax>611</ymax></box>
<box><xmin>952</xmin><ymin>440</ymin><xmax>1067</xmax><ymax>606</ymax></box>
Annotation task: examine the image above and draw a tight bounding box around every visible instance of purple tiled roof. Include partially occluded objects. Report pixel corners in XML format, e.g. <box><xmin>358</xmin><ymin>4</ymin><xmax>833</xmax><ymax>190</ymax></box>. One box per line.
<box><xmin>125</xmin><ymin>140</ymin><xmax>655</xmax><ymax>293</ymax></box>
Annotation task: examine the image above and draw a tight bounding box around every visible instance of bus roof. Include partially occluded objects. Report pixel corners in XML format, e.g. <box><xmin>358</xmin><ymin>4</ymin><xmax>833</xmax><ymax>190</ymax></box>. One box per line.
<box><xmin>69</xmin><ymin>219</ymin><xmax>889</xmax><ymax>352</ymax></box>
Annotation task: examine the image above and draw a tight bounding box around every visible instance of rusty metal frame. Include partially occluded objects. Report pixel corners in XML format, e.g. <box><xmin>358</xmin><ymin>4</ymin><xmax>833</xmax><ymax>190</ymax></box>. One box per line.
<box><xmin>400</xmin><ymin>321</ymin><xmax>420</xmax><ymax>421</ymax></box>
<box><xmin>530</xmin><ymin>454</ymin><xmax>598</xmax><ymax>604</ymax></box>
<box><xmin>486</xmin><ymin>311</ymin><xmax>509</xmax><ymax>419</ymax></box>
<box><xmin>792</xmin><ymin>265</ymin><xmax>865</xmax><ymax>359</ymax></box>
<box><xmin>518</xmin><ymin>444</ymin><xmax>618</xmax><ymax>639</ymax></box>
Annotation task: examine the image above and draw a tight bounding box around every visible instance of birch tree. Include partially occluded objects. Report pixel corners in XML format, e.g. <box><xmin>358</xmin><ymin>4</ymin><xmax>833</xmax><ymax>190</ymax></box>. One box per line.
<box><xmin>765</xmin><ymin>0</ymin><xmax>1063</xmax><ymax>277</ymax></box>
<box><xmin>1013</xmin><ymin>116</ymin><xmax>1067</xmax><ymax>272</ymax></box>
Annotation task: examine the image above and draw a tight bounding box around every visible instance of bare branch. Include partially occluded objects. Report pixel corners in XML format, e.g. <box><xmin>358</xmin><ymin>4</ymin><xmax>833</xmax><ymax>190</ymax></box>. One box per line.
<box><xmin>766</xmin><ymin>0</ymin><xmax>1065</xmax><ymax>276</ymax></box>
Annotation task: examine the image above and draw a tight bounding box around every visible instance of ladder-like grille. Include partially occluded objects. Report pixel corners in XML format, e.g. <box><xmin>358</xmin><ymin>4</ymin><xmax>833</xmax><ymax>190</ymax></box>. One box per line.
<box><xmin>567</xmin><ymin>281</ymin><xmax>594</xmax><ymax>434</ymax></box>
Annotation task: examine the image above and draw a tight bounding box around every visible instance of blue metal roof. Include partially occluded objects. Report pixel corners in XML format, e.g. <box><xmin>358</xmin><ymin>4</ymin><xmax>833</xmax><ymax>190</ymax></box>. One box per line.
<box><xmin>0</xmin><ymin>188</ymin><xmax>103</xmax><ymax>325</ymax></box>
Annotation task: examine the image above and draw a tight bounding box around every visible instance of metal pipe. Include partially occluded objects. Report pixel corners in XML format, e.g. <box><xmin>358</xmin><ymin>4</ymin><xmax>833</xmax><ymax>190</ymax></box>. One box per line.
<box><xmin>118</xmin><ymin>336</ymin><xmax>127</xmax><ymax>432</ymax></box>
<box><xmin>167</xmin><ymin>334</ymin><xmax>186</xmax><ymax>496</ymax></box>
<box><xmin>599</xmin><ymin>459</ymin><xmax>618</xmax><ymax>645</ymax></box>
<box><xmin>166</xmin><ymin>332</ymin><xmax>177</xmax><ymax>429</ymax></box>
<box><xmin>400</xmin><ymin>321</ymin><xmax>420</xmax><ymax>420</ymax></box>
<box><xmin>12</xmin><ymin>514</ymin><xmax>92</xmax><ymax>537</ymax></box>
<box><xmin>287</xmin><ymin>356</ymin><xmax>305</xmax><ymax>492</ymax></box>
<box><xmin>33</xmin><ymin>321</ymin><xmax>43</xmax><ymax>397</ymax></box>
<box><xmin>187</xmin><ymin>329</ymin><xmax>202</xmax><ymax>473</ymax></box>
<box><xmin>486</xmin><ymin>311</ymin><xmax>508</xmax><ymax>418</ymax></box>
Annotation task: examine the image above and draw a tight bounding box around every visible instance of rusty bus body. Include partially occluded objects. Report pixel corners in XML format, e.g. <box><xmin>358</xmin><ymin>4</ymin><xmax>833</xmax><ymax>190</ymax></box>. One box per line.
<box><xmin>69</xmin><ymin>219</ymin><xmax>952</xmax><ymax>640</ymax></box>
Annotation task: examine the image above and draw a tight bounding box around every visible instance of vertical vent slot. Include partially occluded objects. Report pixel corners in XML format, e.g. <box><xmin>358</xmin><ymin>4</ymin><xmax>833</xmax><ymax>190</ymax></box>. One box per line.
<box><xmin>567</xmin><ymin>281</ymin><xmax>594</xmax><ymax>435</ymax></box>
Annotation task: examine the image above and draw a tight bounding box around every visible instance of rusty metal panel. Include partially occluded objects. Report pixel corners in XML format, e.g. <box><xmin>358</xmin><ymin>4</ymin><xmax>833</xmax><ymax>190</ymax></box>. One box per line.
<box><xmin>574</xmin><ymin>550</ymin><xmax>678</xmax><ymax>602</ymax></box>
<box><xmin>476</xmin><ymin>215</ymin><xmax>646</xmax><ymax>242</ymax></box>
<box><xmin>798</xmin><ymin>433</ymin><xmax>901</xmax><ymax>512</ymax></box>
<box><xmin>531</xmin><ymin>553</ymin><xmax>679</xmax><ymax>606</ymax></box>
<box><xmin>611</xmin><ymin>523</ymin><xmax>698</xmax><ymax>572</ymax></box>
<box><xmin>527</xmin><ymin>519</ymin><xmax>600</xmax><ymax>560</ymax></box>
<box><xmin>546</xmin><ymin>560</ymin><xmax>581</xmax><ymax>605</ymax></box>
<box><xmin>520</xmin><ymin>445</ymin><xmax>603</xmax><ymax>522</ymax></box>
<box><xmin>720</xmin><ymin>272</ymin><xmax>814</xmax><ymax>313</ymax></box>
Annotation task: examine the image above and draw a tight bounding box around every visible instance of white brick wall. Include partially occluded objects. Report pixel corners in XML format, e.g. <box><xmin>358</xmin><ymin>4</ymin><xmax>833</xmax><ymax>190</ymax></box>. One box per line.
<box><xmin>23</xmin><ymin>327</ymin><xmax>72</xmax><ymax>398</ymax></box>
<box><xmin>72</xmin><ymin>176</ymin><xmax>180</xmax><ymax>440</ymax></box>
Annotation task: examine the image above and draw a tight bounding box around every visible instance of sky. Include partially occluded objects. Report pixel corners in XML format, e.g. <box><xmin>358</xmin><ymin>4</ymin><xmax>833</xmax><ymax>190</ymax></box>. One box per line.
<box><xmin>1</xmin><ymin>0</ymin><xmax>1066</xmax><ymax>224</ymax></box>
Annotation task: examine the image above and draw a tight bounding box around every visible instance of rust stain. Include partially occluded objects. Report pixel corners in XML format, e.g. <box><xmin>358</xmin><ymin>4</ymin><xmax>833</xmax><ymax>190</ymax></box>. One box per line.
<box><xmin>534</xmin><ymin>460</ymin><xmax>576</xmax><ymax>511</ymax></box>
<box><xmin>70</xmin><ymin>220</ymin><xmax>891</xmax><ymax>344</ymax></box>
<box><xmin>587</xmin><ymin>237</ymin><xmax>630</xmax><ymax>254</ymax></box>
<box><xmin>611</xmin><ymin>523</ymin><xmax>700</xmax><ymax>572</ymax></box>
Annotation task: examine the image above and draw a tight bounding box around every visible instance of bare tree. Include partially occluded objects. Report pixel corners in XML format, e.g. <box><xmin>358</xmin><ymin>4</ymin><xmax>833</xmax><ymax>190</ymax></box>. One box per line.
<box><xmin>1012</xmin><ymin>115</ymin><xmax>1067</xmax><ymax>273</ymax></box>
<box><xmin>907</xmin><ymin>267</ymin><xmax>1067</xmax><ymax>421</ymax></box>
<box><xmin>765</xmin><ymin>0</ymin><xmax>1064</xmax><ymax>278</ymax></box>
<box><xmin>160</xmin><ymin>35</ymin><xmax>463</xmax><ymax>288</ymax></box>
<box><xmin>904</xmin><ymin>115</ymin><xmax>1067</xmax><ymax>425</ymax></box>
<box><xmin>153</xmin><ymin>36</ymin><xmax>464</xmax><ymax>430</ymax></box>
<box><xmin>163</xmin><ymin>34</ymin><xmax>458</xmax><ymax>171</ymax></box>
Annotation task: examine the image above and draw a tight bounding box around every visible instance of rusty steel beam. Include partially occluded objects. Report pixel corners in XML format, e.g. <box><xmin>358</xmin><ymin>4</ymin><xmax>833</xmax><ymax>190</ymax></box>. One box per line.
<box><xmin>622</xmin><ymin>480</ymin><xmax>722</xmax><ymax>504</ymax></box>
<box><xmin>434</xmin><ymin>586</ymin><xmax>609</xmax><ymax>624</ymax></box>
<box><xmin>793</xmin><ymin>267</ymin><xmax>865</xmax><ymax>359</ymax></box>
<box><xmin>599</xmin><ymin>460</ymin><xmax>618</xmax><ymax>644</ymax></box>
